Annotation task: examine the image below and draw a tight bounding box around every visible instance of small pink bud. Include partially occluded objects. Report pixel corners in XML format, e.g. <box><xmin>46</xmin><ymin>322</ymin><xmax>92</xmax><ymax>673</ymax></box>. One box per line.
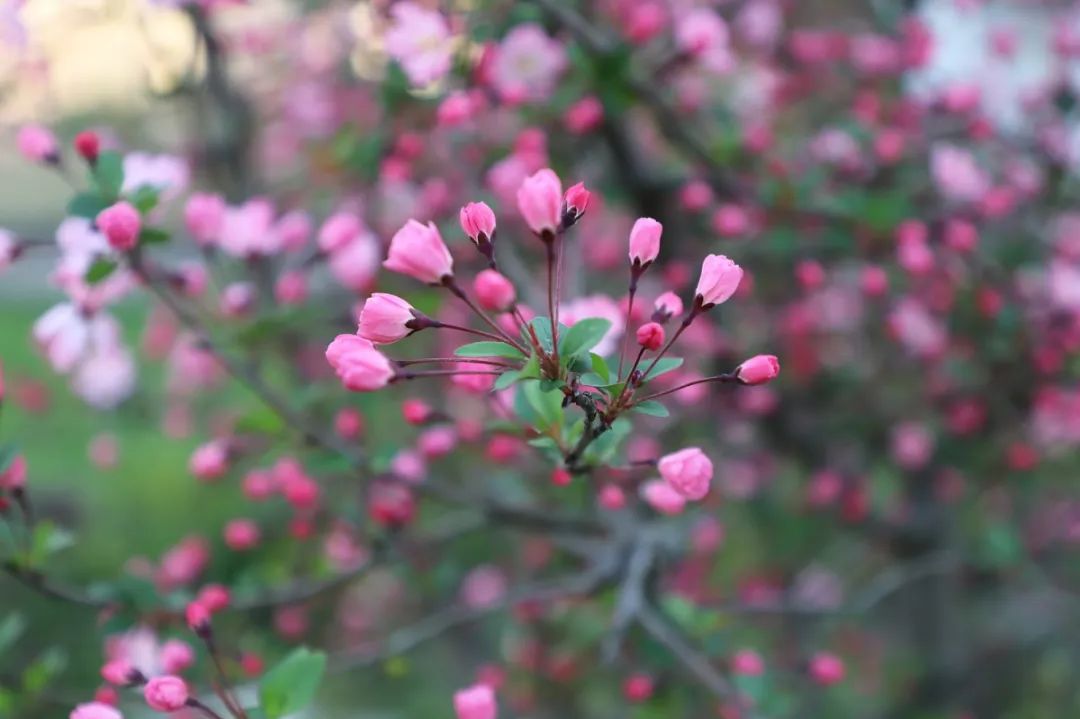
<box><xmin>731</xmin><ymin>649</ymin><xmax>765</xmax><ymax>676</ymax></box>
<box><xmin>564</xmin><ymin>96</ymin><xmax>604</xmax><ymax>134</ymax></box>
<box><xmin>185</xmin><ymin>601</ymin><xmax>211</xmax><ymax>633</ymax></box>
<box><xmin>734</xmin><ymin>355</ymin><xmax>780</xmax><ymax>386</ymax></box>
<box><xmin>808</xmin><ymin>652</ymin><xmax>845</xmax><ymax>685</ymax></box>
<box><xmin>460</xmin><ymin>202</ymin><xmax>497</xmax><ymax>245</ymax></box>
<box><xmin>196</xmin><ymin>583</ymin><xmax>231</xmax><ymax>612</ymax></box>
<box><xmin>160</xmin><ymin>639</ymin><xmax>195</xmax><ymax>674</ymax></box>
<box><xmin>652</xmin><ymin>292</ymin><xmax>684</xmax><ymax>322</ymax></box>
<box><xmin>274</xmin><ymin>271</ymin><xmax>307</xmax><ymax>305</ymax></box>
<box><xmin>628</xmin><ymin>217</ymin><xmax>662</xmax><ymax>267</ymax></box>
<box><xmin>636</xmin><ymin>322</ymin><xmax>665</xmax><ymax>351</ymax></box>
<box><xmin>694</xmin><ymin>254</ymin><xmax>743</xmax><ymax>308</ymax></box>
<box><xmin>437</xmin><ymin>91</ymin><xmax>475</xmax><ymax>126</ymax></box>
<box><xmin>551</xmin><ymin>467</ymin><xmax>572</xmax><ymax>486</ymax></box>
<box><xmin>143</xmin><ymin>676</ymin><xmax>189</xmax><ymax>713</ymax></box>
<box><xmin>658</xmin><ymin>447</ymin><xmax>713</xmax><ymax>500</ymax></box>
<box><xmin>384</xmin><ymin>219</ymin><xmax>454</xmax><ymax>284</ymax></box>
<box><xmin>325</xmin><ymin>335</ymin><xmax>395</xmax><ymax>391</ymax></box>
<box><xmin>318</xmin><ymin>212</ymin><xmax>363</xmax><ymax>253</ymax></box>
<box><xmin>17</xmin><ymin>124</ymin><xmax>58</xmax><ymax>163</ymax></box>
<box><xmin>189</xmin><ymin>441</ymin><xmax>228</xmax><ymax>482</ymax></box>
<box><xmin>70</xmin><ymin>702</ymin><xmax>122</xmax><ymax>719</ymax></box>
<box><xmin>473</xmin><ymin>269</ymin><xmax>516</xmax><ymax>312</ymax></box>
<box><xmin>402</xmin><ymin>399</ymin><xmax>434</xmax><ymax>425</ymax></box>
<box><xmin>599</xmin><ymin>484</ymin><xmax>626</xmax><ymax>510</ymax></box>
<box><xmin>101</xmin><ymin>659</ymin><xmax>137</xmax><ymax>686</ymax></box>
<box><xmin>96</xmin><ymin>202</ymin><xmax>141</xmax><ymax>252</ymax></box>
<box><xmin>622</xmin><ymin>673</ymin><xmax>654</xmax><ymax>702</ymax></box>
<box><xmin>358</xmin><ymin>293</ymin><xmax>416</xmax><ymax>345</ymax></box>
<box><xmin>454</xmin><ymin>683</ymin><xmax>497</xmax><ymax>719</ymax></box>
<box><xmin>563</xmin><ymin>181</ymin><xmax>591</xmax><ymax>227</ymax></box>
<box><xmin>517</xmin><ymin>169</ymin><xmax>563</xmax><ymax>236</ymax></box>
<box><xmin>0</xmin><ymin>454</ymin><xmax>26</xmax><ymax>490</ymax></box>
<box><xmin>223</xmin><ymin>518</ymin><xmax>260</xmax><ymax>551</ymax></box>
<box><xmin>74</xmin><ymin>131</ymin><xmax>101</xmax><ymax>164</ymax></box>
<box><xmin>335</xmin><ymin>408</ymin><xmax>364</xmax><ymax>439</ymax></box>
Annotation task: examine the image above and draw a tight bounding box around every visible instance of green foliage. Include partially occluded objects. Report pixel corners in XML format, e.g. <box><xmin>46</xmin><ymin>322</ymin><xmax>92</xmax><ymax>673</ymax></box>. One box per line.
<box><xmin>259</xmin><ymin>647</ymin><xmax>328</xmax><ymax>719</ymax></box>
<box><xmin>454</xmin><ymin>341</ymin><xmax>526</xmax><ymax>358</ymax></box>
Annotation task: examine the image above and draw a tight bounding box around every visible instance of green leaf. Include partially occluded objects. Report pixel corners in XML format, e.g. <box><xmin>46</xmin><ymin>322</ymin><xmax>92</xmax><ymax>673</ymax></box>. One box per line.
<box><xmin>522</xmin><ymin>380</ymin><xmax>564</xmax><ymax>430</ymax></box>
<box><xmin>67</xmin><ymin>192</ymin><xmax>108</xmax><ymax>219</ymax></box>
<box><xmin>130</xmin><ymin>185</ymin><xmax>160</xmax><ymax>214</ymax></box>
<box><xmin>454</xmin><ymin>341</ymin><xmax>525</xmax><ymax>359</ymax></box>
<box><xmin>590</xmin><ymin>353</ymin><xmax>611</xmax><ymax>383</ymax></box>
<box><xmin>84</xmin><ymin>258</ymin><xmax>118</xmax><ymax>285</ymax></box>
<box><xmin>29</xmin><ymin>522</ymin><xmax>74</xmax><ymax>565</ymax></box>
<box><xmin>632</xmin><ymin>400</ymin><xmax>669</xmax><ymax>418</ymax></box>
<box><xmin>493</xmin><ymin>370</ymin><xmax>522</xmax><ymax>391</ymax></box>
<box><xmin>93</xmin><ymin>151</ymin><xmax>124</xmax><ymax>200</ymax></box>
<box><xmin>139</xmin><ymin>227</ymin><xmax>171</xmax><ymax>245</ymax></box>
<box><xmin>0</xmin><ymin>614</ymin><xmax>26</xmax><ymax>655</ymax></box>
<box><xmin>643</xmin><ymin>357</ymin><xmax>683</xmax><ymax>381</ymax></box>
<box><xmin>527</xmin><ymin>317</ymin><xmax>555</xmax><ymax>353</ymax></box>
<box><xmin>259</xmin><ymin>647</ymin><xmax>327</xmax><ymax>719</ymax></box>
<box><xmin>577</xmin><ymin>373</ymin><xmax>607</xmax><ymax>387</ymax></box>
<box><xmin>559</xmin><ymin>318</ymin><xmax>612</xmax><ymax>358</ymax></box>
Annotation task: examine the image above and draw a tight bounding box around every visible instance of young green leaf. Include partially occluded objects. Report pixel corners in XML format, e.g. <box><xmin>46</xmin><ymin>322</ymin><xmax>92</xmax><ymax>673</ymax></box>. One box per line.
<box><xmin>632</xmin><ymin>400</ymin><xmax>670</xmax><ymax>418</ymax></box>
<box><xmin>493</xmin><ymin>370</ymin><xmax>522</xmax><ymax>391</ymax></box>
<box><xmin>84</xmin><ymin>258</ymin><xmax>118</xmax><ymax>285</ymax></box>
<box><xmin>454</xmin><ymin>341</ymin><xmax>525</xmax><ymax>359</ymax></box>
<box><xmin>590</xmin><ymin>353</ymin><xmax>611</xmax><ymax>383</ymax></box>
<box><xmin>93</xmin><ymin>151</ymin><xmax>125</xmax><ymax>200</ymax></box>
<box><xmin>259</xmin><ymin>647</ymin><xmax>327</xmax><ymax>719</ymax></box>
<box><xmin>66</xmin><ymin>193</ymin><xmax>108</xmax><ymax>219</ymax></box>
<box><xmin>559</xmin><ymin>318</ymin><xmax>612</xmax><ymax>358</ymax></box>
<box><xmin>643</xmin><ymin>357</ymin><xmax>684</xmax><ymax>381</ymax></box>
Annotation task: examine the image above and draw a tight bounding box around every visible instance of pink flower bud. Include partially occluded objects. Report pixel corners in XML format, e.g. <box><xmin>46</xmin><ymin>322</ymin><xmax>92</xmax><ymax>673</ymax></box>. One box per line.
<box><xmin>74</xmin><ymin>131</ymin><xmax>101</xmax><ymax>164</ymax></box>
<box><xmin>276</xmin><ymin>210</ymin><xmax>312</xmax><ymax>252</ymax></box>
<box><xmin>860</xmin><ymin>265</ymin><xmax>888</xmax><ymax>296</ymax></box>
<box><xmin>325</xmin><ymin>335</ymin><xmax>395</xmax><ymax>392</ymax></box>
<box><xmin>275</xmin><ymin>271</ymin><xmax>308</xmax><ymax>305</ymax></box>
<box><xmin>564</xmin><ymin>96</ymin><xmax>604</xmax><ymax>134</ymax></box>
<box><xmin>358</xmin><ymin>293</ymin><xmax>416</xmax><ymax>344</ymax></box>
<box><xmin>551</xmin><ymin>467</ymin><xmax>572</xmax><ymax>486</ymax></box>
<box><xmin>731</xmin><ymin>649</ymin><xmax>765</xmax><ymax>676</ymax></box>
<box><xmin>143</xmin><ymin>676</ymin><xmax>189</xmax><ymax>712</ymax></box>
<box><xmin>694</xmin><ymin>254</ymin><xmax>743</xmax><ymax>308</ymax></box>
<box><xmin>402</xmin><ymin>399</ymin><xmax>433</xmax><ymax>424</ymax></box>
<box><xmin>71</xmin><ymin>702</ymin><xmax>123</xmax><ymax>719</ymax></box>
<box><xmin>224</xmin><ymin>518</ymin><xmax>260</xmax><ymax>551</ymax></box>
<box><xmin>185</xmin><ymin>601</ymin><xmax>211</xmax><ymax>632</ymax></box>
<box><xmin>318</xmin><ymin>212</ymin><xmax>363</xmax><ymax>253</ymax></box>
<box><xmin>641</xmin><ymin>479</ymin><xmax>687</xmax><ymax>515</ymax></box>
<box><xmin>622</xmin><ymin>673</ymin><xmax>654</xmax><ymax>702</ymax></box>
<box><xmin>196</xmin><ymin>584</ymin><xmax>231</xmax><ymax>613</ymax></box>
<box><xmin>473</xmin><ymin>269</ymin><xmax>516</xmax><ymax>311</ymax></box>
<box><xmin>460</xmin><ymin>202</ymin><xmax>497</xmax><ymax>245</ymax></box>
<box><xmin>712</xmin><ymin>204</ymin><xmax>749</xmax><ymax>237</ymax></box>
<box><xmin>335</xmin><ymin>408</ymin><xmax>364</xmax><ymax>439</ymax></box>
<box><xmin>184</xmin><ymin>193</ymin><xmax>226</xmax><ymax>246</ymax></box>
<box><xmin>189</xmin><ymin>441</ymin><xmax>228</xmax><ymax>482</ymax></box>
<box><xmin>101</xmin><ymin>659</ymin><xmax>137</xmax><ymax>686</ymax></box>
<box><xmin>735</xmin><ymin>355</ymin><xmax>780</xmax><ymax>385</ymax></box>
<box><xmin>369</xmin><ymin>482</ymin><xmax>416</xmax><ymax>527</ymax></box>
<box><xmin>437</xmin><ymin>91</ymin><xmax>474</xmax><ymax>126</ymax></box>
<box><xmin>517</xmin><ymin>169</ymin><xmax>563</xmax><ymax>236</ymax></box>
<box><xmin>599</xmin><ymin>484</ymin><xmax>626</xmax><ymax>510</ymax></box>
<box><xmin>0</xmin><ymin>454</ymin><xmax>26</xmax><ymax>490</ymax></box>
<box><xmin>17</xmin><ymin>124</ymin><xmax>58</xmax><ymax>163</ymax></box>
<box><xmin>96</xmin><ymin>202</ymin><xmax>141</xmax><ymax>252</ymax></box>
<box><xmin>160</xmin><ymin>639</ymin><xmax>195</xmax><ymax>674</ymax></box>
<box><xmin>563</xmin><ymin>181</ymin><xmax>591</xmax><ymax>227</ymax></box>
<box><xmin>808</xmin><ymin>652</ymin><xmax>845</xmax><ymax>685</ymax></box>
<box><xmin>658</xmin><ymin>447</ymin><xmax>713</xmax><ymax>500</ymax></box>
<box><xmin>636</xmin><ymin>322</ymin><xmax>665</xmax><ymax>351</ymax></box>
<box><xmin>454</xmin><ymin>683</ymin><xmax>497</xmax><ymax>719</ymax></box>
<box><xmin>384</xmin><ymin>219</ymin><xmax>454</xmax><ymax>283</ymax></box>
<box><xmin>628</xmin><ymin>218</ymin><xmax>662</xmax><ymax>267</ymax></box>
<box><xmin>653</xmin><ymin>292</ymin><xmax>684</xmax><ymax>322</ymax></box>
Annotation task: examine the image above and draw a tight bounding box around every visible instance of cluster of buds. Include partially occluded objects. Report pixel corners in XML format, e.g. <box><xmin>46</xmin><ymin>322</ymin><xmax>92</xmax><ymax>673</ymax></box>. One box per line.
<box><xmin>327</xmin><ymin>168</ymin><xmax>779</xmax><ymax>503</ymax></box>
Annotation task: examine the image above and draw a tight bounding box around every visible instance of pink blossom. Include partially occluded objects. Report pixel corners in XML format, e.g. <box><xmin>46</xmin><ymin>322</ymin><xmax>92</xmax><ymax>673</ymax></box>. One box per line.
<box><xmin>629</xmin><ymin>218</ymin><xmax>662</xmax><ymax>266</ymax></box>
<box><xmin>658</xmin><ymin>447</ymin><xmax>713</xmax><ymax>500</ymax></box>
<box><xmin>218</xmin><ymin>199</ymin><xmax>279</xmax><ymax>257</ymax></box>
<box><xmin>325</xmin><ymin>335</ymin><xmax>395</xmax><ymax>391</ymax></box>
<box><xmin>460</xmin><ymin>565</ymin><xmax>507</xmax><ymax>609</ymax></box>
<box><xmin>275</xmin><ymin>210</ymin><xmax>312</xmax><ymax>252</ymax></box>
<box><xmin>0</xmin><ymin>228</ymin><xmax>17</xmax><ymax>272</ymax></box>
<box><xmin>438</xmin><ymin>91</ymin><xmax>475</xmax><ymax>126</ymax></box>
<box><xmin>224</xmin><ymin>518</ymin><xmax>261</xmax><ymax>551</ymax></box>
<box><xmin>473</xmin><ymin>270</ymin><xmax>516</xmax><ymax>311</ymax></box>
<box><xmin>160</xmin><ymin>640</ymin><xmax>195</xmax><ymax>674</ymax></box>
<box><xmin>809</xmin><ymin>652</ymin><xmax>845</xmax><ymax>685</ymax></box>
<box><xmin>489</xmin><ymin>24</ymin><xmax>567</xmax><ymax>103</ymax></box>
<box><xmin>735</xmin><ymin>355</ymin><xmax>780</xmax><ymax>386</ymax></box>
<box><xmin>275</xmin><ymin>271</ymin><xmax>308</xmax><ymax>305</ymax></box>
<box><xmin>183</xmin><ymin>193</ymin><xmax>226</xmax><ymax>246</ymax></box>
<box><xmin>694</xmin><ymin>254</ymin><xmax>743</xmax><ymax>308</ymax></box>
<box><xmin>676</xmin><ymin>9</ymin><xmax>734</xmax><ymax>74</ymax></box>
<box><xmin>318</xmin><ymin>212</ymin><xmax>363</xmax><ymax>253</ymax></box>
<box><xmin>636</xmin><ymin>322</ymin><xmax>665</xmax><ymax>351</ymax></box>
<box><xmin>454</xmin><ymin>683</ymin><xmax>497</xmax><ymax>719</ymax></box>
<box><xmin>189</xmin><ymin>441</ymin><xmax>229</xmax><ymax>481</ymax></box>
<box><xmin>17</xmin><ymin>124</ymin><xmax>57</xmax><ymax>163</ymax></box>
<box><xmin>565</xmin><ymin>96</ymin><xmax>604</xmax><ymax>134</ymax></box>
<box><xmin>384</xmin><ymin>3</ymin><xmax>454</xmax><ymax>87</ymax></box>
<box><xmin>122</xmin><ymin>153</ymin><xmax>189</xmax><ymax>201</ymax></box>
<box><xmin>931</xmin><ymin>144</ymin><xmax>989</xmax><ymax>204</ymax></box>
<box><xmin>732</xmin><ymin>649</ymin><xmax>765</xmax><ymax>676</ymax></box>
<box><xmin>641</xmin><ymin>479</ymin><xmax>687</xmax><ymax>515</ymax></box>
<box><xmin>653</xmin><ymin>292</ymin><xmax>684</xmax><ymax>321</ymax></box>
<box><xmin>143</xmin><ymin>676</ymin><xmax>189</xmax><ymax>712</ymax></box>
<box><xmin>358</xmin><ymin>293</ymin><xmax>416</xmax><ymax>344</ymax></box>
<box><xmin>563</xmin><ymin>182</ymin><xmax>591</xmax><ymax>225</ymax></box>
<box><xmin>71</xmin><ymin>344</ymin><xmax>136</xmax><ymax>409</ymax></box>
<box><xmin>96</xmin><ymin>202</ymin><xmax>141</xmax><ymax>251</ymax></box>
<box><xmin>70</xmin><ymin>703</ymin><xmax>123</xmax><ymax>719</ymax></box>
<box><xmin>384</xmin><ymin>219</ymin><xmax>454</xmax><ymax>284</ymax></box>
<box><xmin>517</xmin><ymin>169</ymin><xmax>563</xmax><ymax>235</ymax></box>
<box><xmin>329</xmin><ymin>234</ymin><xmax>380</xmax><ymax>292</ymax></box>
<box><xmin>460</xmin><ymin>201</ymin><xmax>497</xmax><ymax>246</ymax></box>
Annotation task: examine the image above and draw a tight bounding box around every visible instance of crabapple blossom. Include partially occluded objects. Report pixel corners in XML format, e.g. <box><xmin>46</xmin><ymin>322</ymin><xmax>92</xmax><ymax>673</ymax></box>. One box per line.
<box><xmin>143</xmin><ymin>676</ymin><xmax>189</xmax><ymax>712</ymax></box>
<box><xmin>516</xmin><ymin>169</ymin><xmax>563</xmax><ymax>236</ymax></box>
<box><xmin>384</xmin><ymin>220</ymin><xmax>454</xmax><ymax>283</ymax></box>
<box><xmin>96</xmin><ymin>202</ymin><xmax>141</xmax><ymax>251</ymax></box>
<box><xmin>658</xmin><ymin>448</ymin><xmax>714</xmax><ymax>501</ymax></box>
<box><xmin>454</xmin><ymin>683</ymin><xmax>497</xmax><ymax>719</ymax></box>
<box><xmin>735</xmin><ymin>355</ymin><xmax>780</xmax><ymax>385</ymax></box>
<box><xmin>70</xmin><ymin>703</ymin><xmax>122</xmax><ymax>719</ymax></box>
<box><xmin>628</xmin><ymin>218</ymin><xmax>662</xmax><ymax>267</ymax></box>
<box><xmin>357</xmin><ymin>293</ymin><xmax>417</xmax><ymax>344</ymax></box>
<box><xmin>694</xmin><ymin>255</ymin><xmax>743</xmax><ymax>308</ymax></box>
<box><xmin>325</xmin><ymin>335</ymin><xmax>395</xmax><ymax>391</ymax></box>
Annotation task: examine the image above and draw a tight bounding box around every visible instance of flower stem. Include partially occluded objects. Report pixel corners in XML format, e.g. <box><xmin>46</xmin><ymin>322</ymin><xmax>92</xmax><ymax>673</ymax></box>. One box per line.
<box><xmin>633</xmin><ymin>374</ymin><xmax>737</xmax><ymax>404</ymax></box>
<box><xmin>395</xmin><ymin>357</ymin><xmax>516</xmax><ymax>368</ymax></box>
<box><xmin>545</xmin><ymin>240</ymin><xmax>560</xmax><ymax>370</ymax></box>
<box><xmin>617</xmin><ymin>286</ymin><xmax>637</xmax><ymax>379</ymax></box>
<box><xmin>442</xmin><ymin>278</ymin><xmax>528</xmax><ymax>353</ymax></box>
